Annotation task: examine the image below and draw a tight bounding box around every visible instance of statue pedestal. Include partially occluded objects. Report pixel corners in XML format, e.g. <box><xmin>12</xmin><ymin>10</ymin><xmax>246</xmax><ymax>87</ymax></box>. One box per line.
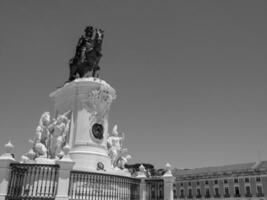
<box><xmin>50</xmin><ymin>78</ymin><xmax>116</xmax><ymax>172</ymax></box>
<box><xmin>0</xmin><ymin>153</ymin><xmax>16</xmax><ymax>200</ymax></box>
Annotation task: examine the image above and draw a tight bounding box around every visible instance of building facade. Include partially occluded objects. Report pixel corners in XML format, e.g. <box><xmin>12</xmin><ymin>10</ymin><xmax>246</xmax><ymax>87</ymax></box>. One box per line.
<box><xmin>172</xmin><ymin>161</ymin><xmax>267</xmax><ymax>200</ymax></box>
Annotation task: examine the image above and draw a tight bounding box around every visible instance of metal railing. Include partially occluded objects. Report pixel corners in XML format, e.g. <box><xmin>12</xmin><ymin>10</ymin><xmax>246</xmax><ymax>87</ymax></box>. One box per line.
<box><xmin>68</xmin><ymin>170</ymin><xmax>140</xmax><ymax>200</ymax></box>
<box><xmin>145</xmin><ymin>179</ymin><xmax>164</xmax><ymax>200</ymax></box>
<box><xmin>6</xmin><ymin>163</ymin><xmax>59</xmax><ymax>200</ymax></box>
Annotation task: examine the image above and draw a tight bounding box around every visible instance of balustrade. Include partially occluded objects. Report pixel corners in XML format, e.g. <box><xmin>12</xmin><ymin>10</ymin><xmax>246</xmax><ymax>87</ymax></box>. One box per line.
<box><xmin>6</xmin><ymin>163</ymin><xmax>59</xmax><ymax>200</ymax></box>
<box><xmin>68</xmin><ymin>170</ymin><xmax>140</xmax><ymax>200</ymax></box>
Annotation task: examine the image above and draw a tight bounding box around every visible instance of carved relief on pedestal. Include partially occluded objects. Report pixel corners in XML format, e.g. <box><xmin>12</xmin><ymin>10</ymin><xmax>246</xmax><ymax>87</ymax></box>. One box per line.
<box><xmin>81</xmin><ymin>84</ymin><xmax>116</xmax><ymax>143</ymax></box>
<box><xmin>82</xmin><ymin>84</ymin><xmax>115</xmax><ymax>116</ymax></box>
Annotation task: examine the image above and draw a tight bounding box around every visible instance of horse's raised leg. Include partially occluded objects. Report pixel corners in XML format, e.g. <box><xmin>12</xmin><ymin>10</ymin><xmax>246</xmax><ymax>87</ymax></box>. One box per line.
<box><xmin>92</xmin><ymin>65</ymin><xmax>100</xmax><ymax>78</ymax></box>
<box><xmin>92</xmin><ymin>69</ymin><xmax>96</xmax><ymax>77</ymax></box>
<box><xmin>68</xmin><ymin>64</ymin><xmax>77</xmax><ymax>82</ymax></box>
<box><xmin>78</xmin><ymin>67</ymin><xmax>84</xmax><ymax>78</ymax></box>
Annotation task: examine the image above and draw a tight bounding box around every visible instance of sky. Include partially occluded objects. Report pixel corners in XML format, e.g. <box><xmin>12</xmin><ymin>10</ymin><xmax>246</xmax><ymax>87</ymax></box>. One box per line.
<box><xmin>0</xmin><ymin>0</ymin><xmax>267</xmax><ymax>169</ymax></box>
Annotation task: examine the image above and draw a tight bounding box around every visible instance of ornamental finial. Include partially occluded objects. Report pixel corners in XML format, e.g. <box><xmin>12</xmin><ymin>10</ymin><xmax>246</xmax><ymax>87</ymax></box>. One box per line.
<box><xmin>63</xmin><ymin>144</ymin><xmax>71</xmax><ymax>156</ymax></box>
<box><xmin>163</xmin><ymin>162</ymin><xmax>173</xmax><ymax>177</ymax></box>
<box><xmin>4</xmin><ymin>141</ymin><xmax>14</xmax><ymax>154</ymax></box>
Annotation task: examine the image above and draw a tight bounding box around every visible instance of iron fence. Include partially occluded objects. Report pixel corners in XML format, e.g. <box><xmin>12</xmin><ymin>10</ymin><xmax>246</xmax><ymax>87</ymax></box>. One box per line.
<box><xmin>69</xmin><ymin>171</ymin><xmax>140</xmax><ymax>200</ymax></box>
<box><xmin>145</xmin><ymin>179</ymin><xmax>164</xmax><ymax>200</ymax></box>
<box><xmin>6</xmin><ymin>163</ymin><xmax>59</xmax><ymax>200</ymax></box>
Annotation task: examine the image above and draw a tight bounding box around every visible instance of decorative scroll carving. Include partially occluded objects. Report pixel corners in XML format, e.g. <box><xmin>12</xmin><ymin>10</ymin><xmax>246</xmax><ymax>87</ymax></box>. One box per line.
<box><xmin>84</xmin><ymin>85</ymin><xmax>113</xmax><ymax>111</ymax></box>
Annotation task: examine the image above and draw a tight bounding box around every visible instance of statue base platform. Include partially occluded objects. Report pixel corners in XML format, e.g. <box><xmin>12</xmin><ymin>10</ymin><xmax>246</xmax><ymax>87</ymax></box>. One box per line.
<box><xmin>35</xmin><ymin>157</ymin><xmax>57</xmax><ymax>164</ymax></box>
<box><xmin>72</xmin><ymin>164</ymin><xmax>131</xmax><ymax>177</ymax></box>
<box><xmin>69</xmin><ymin>145</ymin><xmax>113</xmax><ymax>171</ymax></box>
<box><xmin>50</xmin><ymin>78</ymin><xmax>116</xmax><ymax>172</ymax></box>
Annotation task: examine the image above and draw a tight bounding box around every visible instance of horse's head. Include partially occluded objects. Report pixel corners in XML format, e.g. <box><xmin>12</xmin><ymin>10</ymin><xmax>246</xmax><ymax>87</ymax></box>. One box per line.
<box><xmin>84</xmin><ymin>26</ymin><xmax>94</xmax><ymax>38</ymax></box>
<box><xmin>95</xmin><ymin>29</ymin><xmax>104</xmax><ymax>42</ymax></box>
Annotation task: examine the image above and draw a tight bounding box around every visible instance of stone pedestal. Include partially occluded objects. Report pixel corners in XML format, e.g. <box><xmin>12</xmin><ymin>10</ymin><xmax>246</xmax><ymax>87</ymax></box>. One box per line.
<box><xmin>163</xmin><ymin>176</ymin><xmax>175</xmax><ymax>200</ymax></box>
<box><xmin>163</xmin><ymin>163</ymin><xmax>175</xmax><ymax>200</ymax></box>
<box><xmin>55</xmin><ymin>156</ymin><xmax>75</xmax><ymax>200</ymax></box>
<box><xmin>138</xmin><ymin>178</ymin><xmax>146</xmax><ymax>200</ymax></box>
<box><xmin>0</xmin><ymin>149</ymin><xmax>16</xmax><ymax>200</ymax></box>
<box><xmin>50</xmin><ymin>78</ymin><xmax>116</xmax><ymax>171</ymax></box>
<box><xmin>137</xmin><ymin>165</ymin><xmax>147</xmax><ymax>200</ymax></box>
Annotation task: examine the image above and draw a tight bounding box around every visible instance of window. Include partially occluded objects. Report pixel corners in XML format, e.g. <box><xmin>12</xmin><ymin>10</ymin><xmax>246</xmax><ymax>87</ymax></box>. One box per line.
<box><xmin>257</xmin><ymin>185</ymin><xmax>264</xmax><ymax>197</ymax></box>
<box><xmin>234</xmin><ymin>186</ymin><xmax>240</xmax><ymax>197</ymax></box>
<box><xmin>196</xmin><ymin>188</ymin><xmax>201</xmax><ymax>198</ymax></box>
<box><xmin>256</xmin><ymin>177</ymin><xmax>261</xmax><ymax>182</ymax></box>
<box><xmin>245</xmin><ymin>186</ymin><xmax>252</xmax><ymax>197</ymax></box>
<box><xmin>205</xmin><ymin>180</ymin><xmax>209</xmax><ymax>185</ymax></box>
<box><xmin>245</xmin><ymin>177</ymin><xmax>249</xmax><ymax>183</ymax></box>
<box><xmin>214</xmin><ymin>180</ymin><xmax>218</xmax><ymax>184</ymax></box>
<box><xmin>180</xmin><ymin>189</ymin><xmax>185</xmax><ymax>198</ymax></box>
<box><xmin>214</xmin><ymin>187</ymin><xmax>220</xmax><ymax>197</ymax></box>
<box><xmin>180</xmin><ymin>182</ymin><xmax>184</xmax><ymax>186</ymax></box>
<box><xmin>224</xmin><ymin>179</ymin><xmax>228</xmax><ymax>184</ymax></box>
<box><xmin>188</xmin><ymin>182</ymin><xmax>191</xmax><ymax>186</ymax></box>
<box><xmin>188</xmin><ymin>188</ymin><xmax>193</xmax><ymax>199</ymax></box>
<box><xmin>205</xmin><ymin>188</ymin><xmax>210</xmax><ymax>198</ymax></box>
<box><xmin>197</xmin><ymin>181</ymin><xmax>200</xmax><ymax>185</ymax></box>
<box><xmin>224</xmin><ymin>187</ymin><xmax>230</xmax><ymax>198</ymax></box>
<box><xmin>173</xmin><ymin>189</ymin><xmax>177</xmax><ymax>199</ymax></box>
<box><xmin>234</xmin><ymin>178</ymin><xmax>239</xmax><ymax>184</ymax></box>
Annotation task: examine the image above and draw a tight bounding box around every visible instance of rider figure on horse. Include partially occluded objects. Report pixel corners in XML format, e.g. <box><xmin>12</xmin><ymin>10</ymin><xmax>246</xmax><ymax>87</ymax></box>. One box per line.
<box><xmin>68</xmin><ymin>26</ymin><xmax>104</xmax><ymax>82</ymax></box>
<box><xmin>77</xmin><ymin>26</ymin><xmax>94</xmax><ymax>63</ymax></box>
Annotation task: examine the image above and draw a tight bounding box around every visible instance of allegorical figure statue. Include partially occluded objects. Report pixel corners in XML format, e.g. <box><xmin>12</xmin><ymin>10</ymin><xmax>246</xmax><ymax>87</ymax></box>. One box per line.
<box><xmin>30</xmin><ymin>112</ymin><xmax>52</xmax><ymax>158</ymax></box>
<box><xmin>68</xmin><ymin>25</ymin><xmax>104</xmax><ymax>82</ymax></box>
<box><xmin>26</xmin><ymin>112</ymin><xmax>71</xmax><ymax>161</ymax></box>
<box><xmin>115</xmin><ymin>154</ymin><xmax>132</xmax><ymax>170</ymax></box>
<box><xmin>48</xmin><ymin>115</ymin><xmax>70</xmax><ymax>158</ymax></box>
<box><xmin>107</xmin><ymin>125</ymin><xmax>129</xmax><ymax>168</ymax></box>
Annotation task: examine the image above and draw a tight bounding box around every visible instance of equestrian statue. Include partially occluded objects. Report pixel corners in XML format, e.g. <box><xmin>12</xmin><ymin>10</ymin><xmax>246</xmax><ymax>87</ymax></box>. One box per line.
<box><xmin>68</xmin><ymin>26</ymin><xmax>104</xmax><ymax>81</ymax></box>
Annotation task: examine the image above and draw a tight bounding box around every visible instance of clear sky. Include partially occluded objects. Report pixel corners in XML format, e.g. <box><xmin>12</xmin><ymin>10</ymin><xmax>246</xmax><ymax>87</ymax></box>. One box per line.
<box><xmin>0</xmin><ymin>0</ymin><xmax>267</xmax><ymax>169</ymax></box>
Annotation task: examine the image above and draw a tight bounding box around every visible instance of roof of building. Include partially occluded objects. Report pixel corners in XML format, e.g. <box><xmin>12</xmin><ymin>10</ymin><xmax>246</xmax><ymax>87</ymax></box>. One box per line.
<box><xmin>172</xmin><ymin>161</ymin><xmax>267</xmax><ymax>180</ymax></box>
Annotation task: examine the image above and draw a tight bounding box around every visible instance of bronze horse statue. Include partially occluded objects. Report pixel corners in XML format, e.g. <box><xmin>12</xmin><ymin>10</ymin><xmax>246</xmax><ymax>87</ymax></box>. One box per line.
<box><xmin>68</xmin><ymin>26</ymin><xmax>104</xmax><ymax>82</ymax></box>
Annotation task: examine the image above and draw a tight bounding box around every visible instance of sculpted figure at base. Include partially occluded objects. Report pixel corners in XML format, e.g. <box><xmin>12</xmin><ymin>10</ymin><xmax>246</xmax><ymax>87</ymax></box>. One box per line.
<box><xmin>115</xmin><ymin>154</ymin><xmax>132</xmax><ymax>170</ymax></box>
<box><xmin>49</xmin><ymin>115</ymin><xmax>70</xmax><ymax>158</ymax></box>
<box><xmin>26</xmin><ymin>111</ymin><xmax>70</xmax><ymax>162</ymax></box>
<box><xmin>107</xmin><ymin>124</ymin><xmax>131</xmax><ymax>169</ymax></box>
<box><xmin>68</xmin><ymin>26</ymin><xmax>104</xmax><ymax>81</ymax></box>
<box><xmin>30</xmin><ymin>112</ymin><xmax>52</xmax><ymax>158</ymax></box>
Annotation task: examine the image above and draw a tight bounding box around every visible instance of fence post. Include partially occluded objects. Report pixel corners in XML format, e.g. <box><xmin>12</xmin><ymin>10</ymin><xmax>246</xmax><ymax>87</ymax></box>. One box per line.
<box><xmin>137</xmin><ymin>165</ymin><xmax>147</xmax><ymax>200</ymax></box>
<box><xmin>163</xmin><ymin>163</ymin><xmax>175</xmax><ymax>200</ymax></box>
<box><xmin>55</xmin><ymin>145</ymin><xmax>74</xmax><ymax>200</ymax></box>
<box><xmin>0</xmin><ymin>141</ymin><xmax>16</xmax><ymax>200</ymax></box>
